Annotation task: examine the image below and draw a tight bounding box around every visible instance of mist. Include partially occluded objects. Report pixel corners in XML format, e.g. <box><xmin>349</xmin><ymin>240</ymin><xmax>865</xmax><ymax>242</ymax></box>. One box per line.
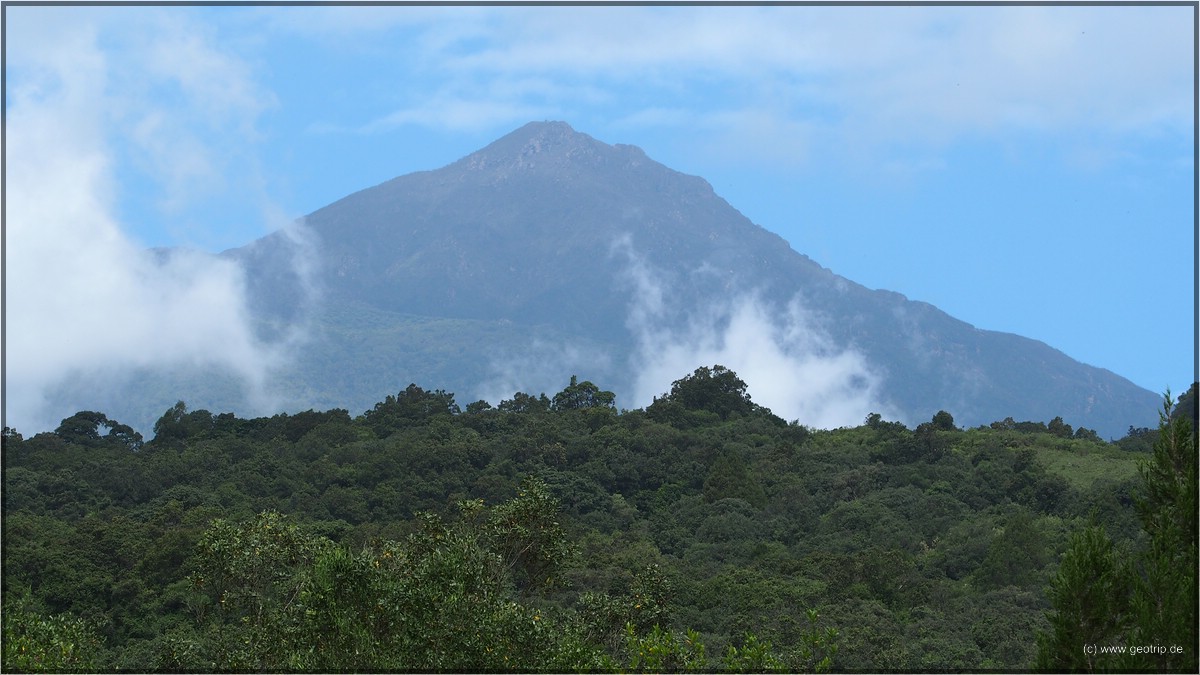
<box><xmin>616</xmin><ymin>237</ymin><xmax>895</xmax><ymax>428</ymax></box>
<box><xmin>4</xmin><ymin>155</ymin><xmax>305</xmax><ymax>434</ymax></box>
<box><xmin>3</xmin><ymin>17</ymin><xmax>309</xmax><ymax>435</ymax></box>
<box><xmin>476</xmin><ymin>339</ymin><xmax>615</xmax><ymax>408</ymax></box>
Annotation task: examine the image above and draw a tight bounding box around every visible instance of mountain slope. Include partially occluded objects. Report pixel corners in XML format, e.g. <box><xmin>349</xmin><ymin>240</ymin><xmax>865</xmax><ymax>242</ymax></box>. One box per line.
<box><xmin>58</xmin><ymin>119</ymin><xmax>1142</xmax><ymax>437</ymax></box>
<box><xmin>215</xmin><ymin>121</ymin><xmax>1160</xmax><ymax>439</ymax></box>
<box><xmin>245</xmin><ymin>121</ymin><xmax>811</xmax><ymax>337</ymax></box>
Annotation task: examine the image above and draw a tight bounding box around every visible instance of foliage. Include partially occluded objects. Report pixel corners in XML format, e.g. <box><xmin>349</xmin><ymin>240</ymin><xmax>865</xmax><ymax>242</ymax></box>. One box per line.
<box><xmin>360</xmin><ymin>383</ymin><xmax>461</xmax><ymax>438</ymax></box>
<box><xmin>621</xmin><ymin>623</ymin><xmax>708</xmax><ymax>673</ymax></box>
<box><xmin>1169</xmin><ymin>383</ymin><xmax>1198</xmax><ymax>428</ymax></box>
<box><xmin>1034</xmin><ymin>524</ymin><xmax>1130</xmax><ymax>672</ymax></box>
<box><xmin>171</xmin><ymin>495</ymin><xmax>601</xmax><ymax>671</ymax></box>
<box><xmin>1</xmin><ymin>594</ymin><xmax>103</xmax><ymax>673</ymax></box>
<box><xmin>1036</xmin><ymin>391</ymin><xmax>1197</xmax><ymax>672</ymax></box>
<box><xmin>931</xmin><ymin>410</ymin><xmax>956</xmax><ymax>431</ymax></box>
<box><xmin>650</xmin><ymin>365</ymin><xmax>761</xmax><ymax>421</ymax></box>
<box><xmin>552</xmin><ymin>375</ymin><xmax>617</xmax><ymax>411</ymax></box>
<box><xmin>3</xmin><ymin>367</ymin><xmax>1177</xmax><ymax>672</ymax></box>
<box><xmin>1124</xmin><ymin>392</ymin><xmax>1197</xmax><ymax>672</ymax></box>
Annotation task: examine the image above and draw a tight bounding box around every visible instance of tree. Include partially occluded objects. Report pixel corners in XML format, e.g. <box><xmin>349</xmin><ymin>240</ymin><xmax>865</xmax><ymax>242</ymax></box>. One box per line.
<box><xmin>611</xmin><ymin>604</ymin><xmax>831</xmax><ymax>674</ymax></box>
<box><xmin>176</xmin><ymin>486</ymin><xmax>598</xmax><ymax>672</ymax></box>
<box><xmin>153</xmin><ymin>401</ymin><xmax>190</xmax><ymax>443</ymax></box>
<box><xmin>54</xmin><ymin>412</ymin><xmax>111</xmax><ymax>447</ymax></box>
<box><xmin>552</xmin><ymin>375</ymin><xmax>616</xmax><ymax>411</ymax></box>
<box><xmin>1014</xmin><ymin>420</ymin><xmax>1048</xmax><ymax>434</ymax></box>
<box><xmin>360</xmin><ymin>384</ymin><xmax>460</xmax><ymax>437</ymax></box>
<box><xmin>1046</xmin><ymin>416</ymin><xmax>1073</xmax><ymax>439</ymax></box>
<box><xmin>1034</xmin><ymin>525</ymin><xmax>1129</xmax><ymax>672</ymax></box>
<box><xmin>465</xmin><ymin>399</ymin><xmax>494</xmax><ymax>414</ymax></box>
<box><xmin>150</xmin><ymin>402</ymin><xmax>218</xmax><ymax>446</ymax></box>
<box><xmin>1123</xmin><ymin>392</ymin><xmax>1197</xmax><ymax>672</ymax></box>
<box><xmin>651</xmin><ymin>365</ymin><xmax>756</xmax><ymax>421</ymax></box>
<box><xmin>483</xmin><ymin>476</ymin><xmax>574</xmax><ymax>593</ymax></box>
<box><xmin>1115</xmin><ymin>425</ymin><xmax>1155</xmax><ymax>452</ymax></box>
<box><xmin>1</xmin><ymin>594</ymin><xmax>103</xmax><ymax>673</ymax></box>
<box><xmin>990</xmin><ymin>417</ymin><xmax>1017</xmax><ymax>431</ymax></box>
<box><xmin>1133</xmin><ymin>393</ymin><xmax>1196</xmax><ymax>555</ymax></box>
<box><xmin>973</xmin><ymin>509</ymin><xmax>1047</xmax><ymax>589</ymax></box>
<box><xmin>499</xmin><ymin>391</ymin><xmax>552</xmax><ymax>414</ymax></box>
<box><xmin>1169</xmin><ymin>383</ymin><xmax>1198</xmax><ymax>429</ymax></box>
<box><xmin>1036</xmin><ymin>392</ymin><xmax>1198</xmax><ymax>672</ymax></box>
<box><xmin>620</xmin><ymin>624</ymin><xmax>708</xmax><ymax>673</ymax></box>
<box><xmin>186</xmin><ymin>511</ymin><xmax>330</xmax><ymax>670</ymax></box>
<box><xmin>579</xmin><ymin>563</ymin><xmax>674</xmax><ymax>652</ymax></box>
<box><xmin>931</xmin><ymin>410</ymin><xmax>956</xmax><ymax>431</ymax></box>
<box><xmin>913</xmin><ymin>421</ymin><xmax>951</xmax><ymax>461</ymax></box>
<box><xmin>702</xmin><ymin>452</ymin><xmax>767</xmax><ymax>509</ymax></box>
<box><xmin>56</xmin><ymin>411</ymin><xmax>144</xmax><ymax>451</ymax></box>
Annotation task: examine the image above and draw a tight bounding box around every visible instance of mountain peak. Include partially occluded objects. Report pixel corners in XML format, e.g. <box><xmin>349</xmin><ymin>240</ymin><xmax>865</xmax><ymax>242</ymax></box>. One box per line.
<box><xmin>517</xmin><ymin>119</ymin><xmax>577</xmax><ymax>137</ymax></box>
<box><xmin>455</xmin><ymin>120</ymin><xmax>631</xmax><ymax>174</ymax></box>
<box><xmin>220</xmin><ymin>122</ymin><xmax>1159</xmax><ymax>441</ymax></box>
<box><xmin>502</xmin><ymin>120</ymin><xmax>582</xmax><ymax>145</ymax></box>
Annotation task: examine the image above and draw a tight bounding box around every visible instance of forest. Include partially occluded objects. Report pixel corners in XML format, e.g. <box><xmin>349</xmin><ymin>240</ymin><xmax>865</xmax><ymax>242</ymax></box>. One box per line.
<box><xmin>2</xmin><ymin>366</ymin><xmax>1196</xmax><ymax>672</ymax></box>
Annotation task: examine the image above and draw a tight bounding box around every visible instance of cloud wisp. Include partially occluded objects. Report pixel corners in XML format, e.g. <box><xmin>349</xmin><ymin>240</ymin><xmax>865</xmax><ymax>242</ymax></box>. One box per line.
<box><xmin>615</xmin><ymin>237</ymin><xmax>893</xmax><ymax>429</ymax></box>
<box><xmin>476</xmin><ymin>340</ymin><xmax>615</xmax><ymax>409</ymax></box>
<box><xmin>288</xmin><ymin>5</ymin><xmax>1190</xmax><ymax>172</ymax></box>
<box><xmin>3</xmin><ymin>9</ymin><xmax>308</xmax><ymax>434</ymax></box>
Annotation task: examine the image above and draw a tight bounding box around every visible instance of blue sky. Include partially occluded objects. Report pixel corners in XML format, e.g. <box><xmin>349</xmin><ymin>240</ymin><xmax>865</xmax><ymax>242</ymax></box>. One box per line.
<box><xmin>4</xmin><ymin>3</ymin><xmax>1196</xmax><ymax>431</ymax></box>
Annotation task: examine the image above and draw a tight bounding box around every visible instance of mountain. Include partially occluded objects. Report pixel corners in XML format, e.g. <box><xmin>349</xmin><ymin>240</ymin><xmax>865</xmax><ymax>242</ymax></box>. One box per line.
<box><xmin>61</xmin><ymin>121</ymin><xmax>1160</xmax><ymax>439</ymax></box>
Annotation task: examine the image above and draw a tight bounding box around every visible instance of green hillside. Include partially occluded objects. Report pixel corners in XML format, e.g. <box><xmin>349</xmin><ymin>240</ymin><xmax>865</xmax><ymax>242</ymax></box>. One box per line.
<box><xmin>2</xmin><ymin>371</ymin><xmax>1194</xmax><ymax>672</ymax></box>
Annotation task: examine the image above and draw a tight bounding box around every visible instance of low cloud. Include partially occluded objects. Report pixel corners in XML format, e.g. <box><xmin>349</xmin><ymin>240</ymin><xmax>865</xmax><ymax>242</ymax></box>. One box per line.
<box><xmin>616</xmin><ymin>237</ymin><xmax>894</xmax><ymax>428</ymax></box>
<box><xmin>476</xmin><ymin>340</ymin><xmax>614</xmax><ymax>407</ymax></box>
<box><xmin>3</xmin><ymin>9</ymin><xmax>305</xmax><ymax>434</ymax></box>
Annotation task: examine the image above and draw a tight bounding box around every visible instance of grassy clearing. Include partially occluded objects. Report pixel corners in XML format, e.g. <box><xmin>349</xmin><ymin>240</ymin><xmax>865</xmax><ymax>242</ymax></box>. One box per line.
<box><xmin>1036</xmin><ymin>440</ymin><xmax>1142</xmax><ymax>490</ymax></box>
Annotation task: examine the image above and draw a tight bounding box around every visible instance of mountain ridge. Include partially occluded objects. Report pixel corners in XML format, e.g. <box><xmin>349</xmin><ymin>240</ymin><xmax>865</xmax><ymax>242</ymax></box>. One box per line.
<box><xmin>103</xmin><ymin>121</ymin><xmax>1163</xmax><ymax>438</ymax></box>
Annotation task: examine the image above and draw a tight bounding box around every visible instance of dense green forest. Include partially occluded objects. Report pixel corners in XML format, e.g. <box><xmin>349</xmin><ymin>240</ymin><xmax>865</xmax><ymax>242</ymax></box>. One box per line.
<box><xmin>3</xmin><ymin>368</ymin><xmax>1196</xmax><ymax>672</ymax></box>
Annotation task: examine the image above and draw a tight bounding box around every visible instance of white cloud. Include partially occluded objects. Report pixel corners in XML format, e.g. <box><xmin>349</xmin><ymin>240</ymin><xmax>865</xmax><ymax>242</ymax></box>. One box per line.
<box><xmin>615</xmin><ymin>238</ymin><xmax>893</xmax><ymax>429</ymax></box>
<box><xmin>114</xmin><ymin>12</ymin><xmax>277</xmax><ymax>235</ymax></box>
<box><xmin>694</xmin><ymin>109</ymin><xmax>817</xmax><ymax>168</ymax></box>
<box><xmin>832</xmin><ymin>6</ymin><xmax>1191</xmax><ymax>140</ymax></box>
<box><xmin>361</xmin><ymin>95</ymin><xmax>556</xmax><ymax>134</ymax></box>
<box><xmin>328</xmin><ymin>74</ymin><xmax>609</xmax><ymax>136</ymax></box>
<box><xmin>3</xmin><ymin>8</ymin><xmax>303</xmax><ymax>434</ymax></box>
<box><xmin>251</xmin><ymin>4</ymin><xmax>488</xmax><ymax>43</ymax></box>
<box><xmin>288</xmin><ymin>5</ymin><xmax>1189</xmax><ymax>173</ymax></box>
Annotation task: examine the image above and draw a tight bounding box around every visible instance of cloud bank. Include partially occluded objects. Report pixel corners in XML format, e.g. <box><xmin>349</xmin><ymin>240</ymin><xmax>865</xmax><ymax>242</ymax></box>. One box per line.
<box><xmin>4</xmin><ymin>9</ymin><xmax>303</xmax><ymax>434</ymax></box>
<box><xmin>616</xmin><ymin>238</ymin><xmax>893</xmax><ymax>429</ymax></box>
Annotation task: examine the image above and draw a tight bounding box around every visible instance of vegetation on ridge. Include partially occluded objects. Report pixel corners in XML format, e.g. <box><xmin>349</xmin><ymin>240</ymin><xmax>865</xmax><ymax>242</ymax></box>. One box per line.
<box><xmin>3</xmin><ymin>370</ymin><xmax>1195</xmax><ymax>672</ymax></box>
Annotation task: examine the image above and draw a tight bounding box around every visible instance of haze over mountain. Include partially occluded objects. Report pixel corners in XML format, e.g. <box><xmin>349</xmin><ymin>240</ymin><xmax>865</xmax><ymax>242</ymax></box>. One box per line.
<box><xmin>49</xmin><ymin>121</ymin><xmax>1161</xmax><ymax>439</ymax></box>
